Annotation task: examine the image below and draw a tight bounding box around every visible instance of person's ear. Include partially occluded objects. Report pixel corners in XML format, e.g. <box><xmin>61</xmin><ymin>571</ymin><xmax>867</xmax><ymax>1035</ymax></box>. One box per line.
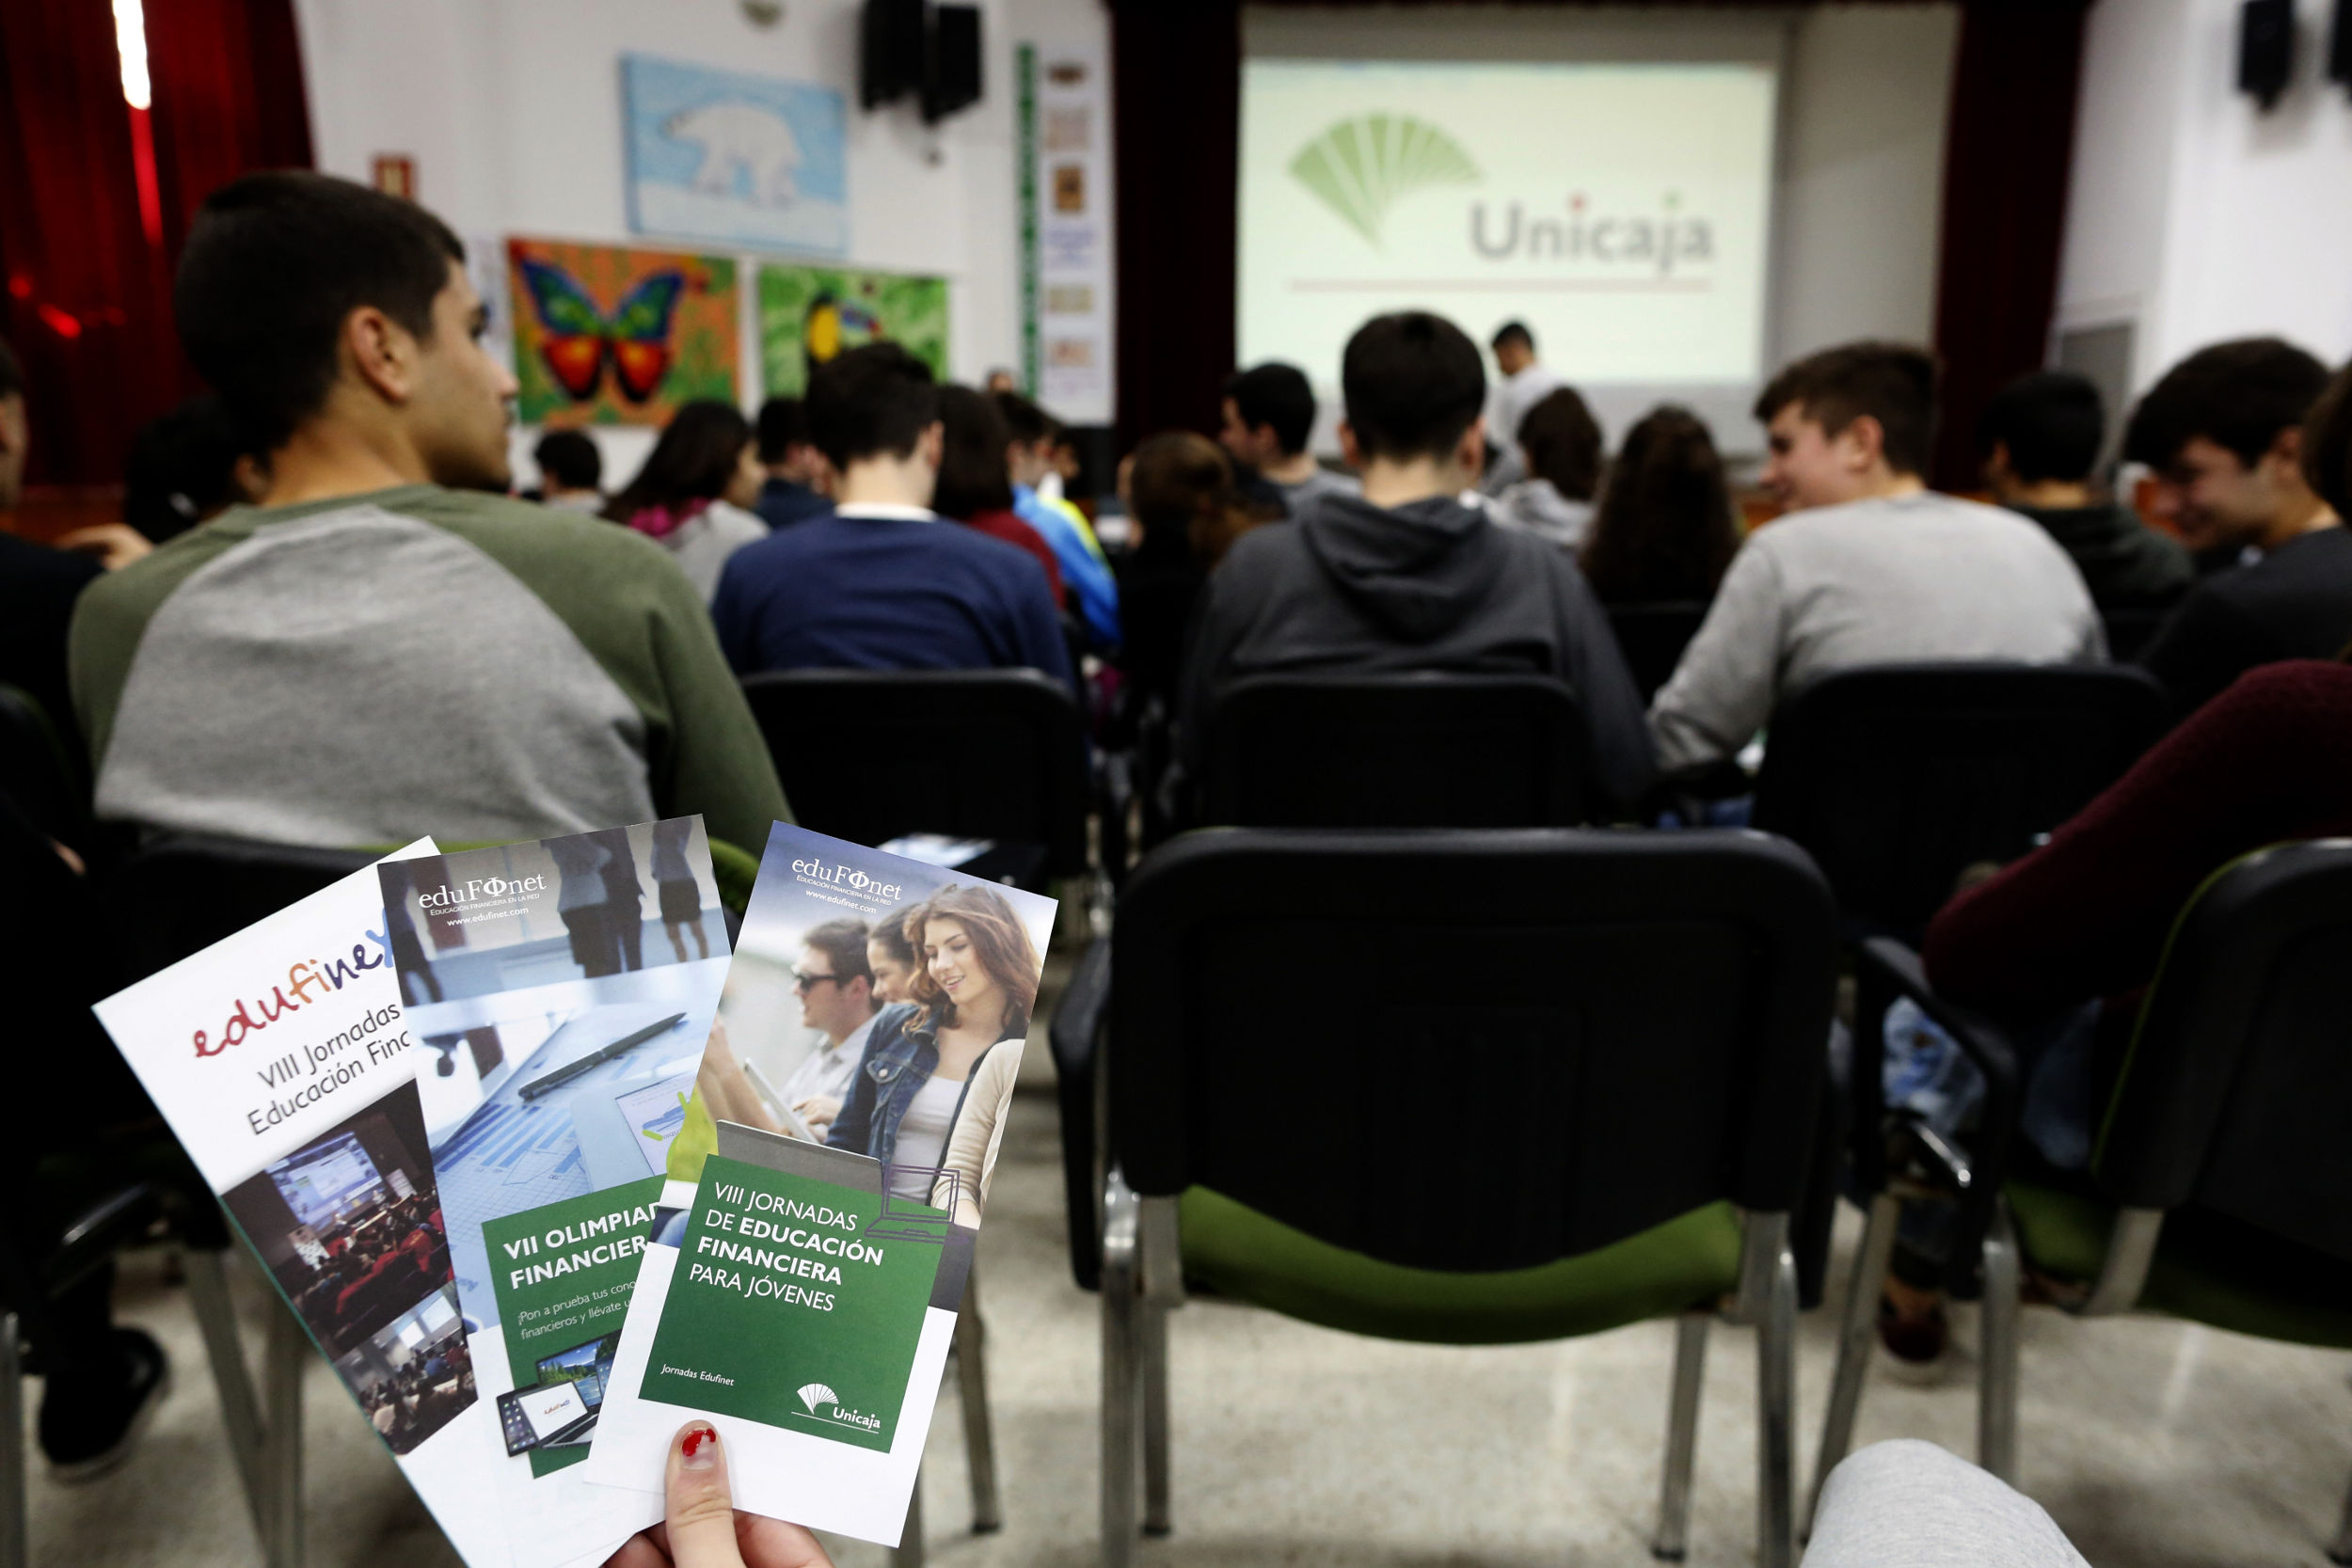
<box><xmin>1337</xmin><ymin>420</ymin><xmax>1364</xmax><ymax>470</ymax></box>
<box><xmin>2265</xmin><ymin>424</ymin><xmax>2306</xmax><ymax>483</ymax></box>
<box><xmin>343</xmin><ymin>305</ymin><xmax>421</xmax><ymax>404</ymax></box>
<box><xmin>1454</xmin><ymin>415</ymin><xmax>1487</xmax><ymax>474</ymax></box>
<box><xmin>1983</xmin><ymin>439</ymin><xmax>2013</xmax><ymax>488</ymax></box>
<box><xmin>1842</xmin><ymin>415</ymin><xmax>1886</xmax><ymax>472</ymax></box>
<box><xmin>917</xmin><ymin>420</ymin><xmax>946</xmax><ymax>469</ymax></box>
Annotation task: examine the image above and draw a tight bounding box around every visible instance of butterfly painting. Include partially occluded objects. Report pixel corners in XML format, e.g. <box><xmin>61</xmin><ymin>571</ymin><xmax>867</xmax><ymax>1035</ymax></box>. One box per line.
<box><xmin>507</xmin><ymin>238</ymin><xmax>739</xmax><ymax>427</ymax></box>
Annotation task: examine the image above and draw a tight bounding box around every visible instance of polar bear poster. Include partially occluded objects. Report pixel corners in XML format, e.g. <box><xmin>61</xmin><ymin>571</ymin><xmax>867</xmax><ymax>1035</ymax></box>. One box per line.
<box><xmin>625</xmin><ymin>54</ymin><xmax>849</xmax><ymax>255</ymax></box>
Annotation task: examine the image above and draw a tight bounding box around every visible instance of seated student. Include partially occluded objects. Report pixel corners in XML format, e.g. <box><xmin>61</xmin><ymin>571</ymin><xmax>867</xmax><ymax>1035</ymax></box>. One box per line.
<box><xmin>929</xmin><ymin>385</ymin><xmax>1065</xmax><ymax>609</ymax></box>
<box><xmin>122</xmin><ymin>394</ymin><xmax>266</xmax><ymax>543</ymax></box>
<box><xmin>1579</xmin><ymin>404</ymin><xmax>1741</xmax><ymax>606</ymax></box>
<box><xmin>1479</xmin><ymin>320</ymin><xmax>1567</xmax><ymax>492</ymax></box>
<box><xmin>69</xmin><ymin>172</ymin><xmax>787</xmax><ymax>851</ymax></box>
<box><xmin>1178</xmin><ymin>309</ymin><xmax>1653</xmax><ymax>809</ymax></box>
<box><xmin>1217</xmin><ymin>361</ymin><xmax>1359</xmax><ymax>517</ymax></box>
<box><xmin>993</xmin><ymin>389</ymin><xmax>1120</xmax><ymax>650</ymax></box>
<box><xmin>601</xmin><ymin>400</ymin><xmax>770</xmax><ymax>604</ymax></box>
<box><xmin>714</xmin><ymin>346</ymin><xmax>1072</xmax><ymax>687</ymax></box>
<box><xmin>2122</xmin><ymin>339</ymin><xmax>2347</xmax><ymax>718</ymax></box>
<box><xmin>1492</xmin><ymin>386</ymin><xmax>1603</xmax><ymax>550</ymax></box>
<box><xmin>1650</xmin><ymin>342</ymin><xmax>2102</xmax><ymax>772</ymax></box>
<box><xmin>1113</xmin><ymin>433</ymin><xmax>1260</xmax><ymax>718</ymax></box>
<box><xmin>531</xmin><ymin>428</ymin><xmax>604</xmax><ymax>512</ymax></box>
<box><xmin>751</xmin><ymin>395</ymin><xmax>834</xmax><ymax>529</ymax></box>
<box><xmin>1977</xmin><ymin>369</ymin><xmax>2191</xmax><ymax>609</ymax></box>
<box><xmin>0</xmin><ymin>336</ymin><xmax>103</xmax><ymax>765</ymax></box>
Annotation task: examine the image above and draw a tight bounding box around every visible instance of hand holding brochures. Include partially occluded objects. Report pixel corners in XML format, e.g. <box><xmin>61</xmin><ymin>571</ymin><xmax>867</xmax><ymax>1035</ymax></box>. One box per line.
<box><xmin>599</xmin><ymin>1422</ymin><xmax>834</xmax><ymax>1568</ymax></box>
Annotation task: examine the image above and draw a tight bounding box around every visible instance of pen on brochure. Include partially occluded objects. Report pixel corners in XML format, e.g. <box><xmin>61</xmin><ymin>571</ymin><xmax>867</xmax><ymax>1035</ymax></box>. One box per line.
<box><xmin>516</xmin><ymin>1012</ymin><xmax>688</xmax><ymax>1101</ymax></box>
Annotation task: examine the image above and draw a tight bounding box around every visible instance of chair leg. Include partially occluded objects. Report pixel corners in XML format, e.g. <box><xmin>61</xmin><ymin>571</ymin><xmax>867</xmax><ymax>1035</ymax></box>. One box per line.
<box><xmin>183</xmin><ymin>1248</ymin><xmax>271</xmax><ymax>1547</ymax></box>
<box><xmin>1140</xmin><ymin>1297</ymin><xmax>1171</xmax><ymax>1536</ymax></box>
<box><xmin>1978</xmin><ymin>1203</ymin><xmax>2022</xmax><ymax>1485</ymax></box>
<box><xmin>892</xmin><ymin>1465</ymin><xmax>925</xmax><ymax>1568</ymax></box>
<box><xmin>264</xmin><ymin>1300</ymin><xmax>308</xmax><ymax>1568</ymax></box>
<box><xmin>1755</xmin><ymin>1228</ymin><xmax>1799</xmax><ymax>1568</ymax></box>
<box><xmin>0</xmin><ymin>1313</ymin><xmax>25</xmax><ymax>1568</ymax></box>
<box><xmin>1804</xmin><ymin>1192</ymin><xmax>1899</xmax><ymax>1538</ymax></box>
<box><xmin>1101</xmin><ymin>1174</ymin><xmax>1140</xmax><ymax>1568</ymax></box>
<box><xmin>1651</xmin><ymin>1311</ymin><xmax>1708</xmax><ymax>1561</ymax></box>
<box><xmin>952</xmin><ymin>1280</ymin><xmax>1002</xmax><ymax>1532</ymax></box>
<box><xmin>2328</xmin><ymin>1457</ymin><xmax>2352</xmax><ymax>1564</ymax></box>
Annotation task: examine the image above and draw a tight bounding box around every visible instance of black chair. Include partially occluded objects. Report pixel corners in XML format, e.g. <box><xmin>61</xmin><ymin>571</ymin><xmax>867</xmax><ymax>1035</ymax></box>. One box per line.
<box><xmin>1060</xmin><ymin>828</ymin><xmax>1837</xmax><ymax>1567</ymax></box>
<box><xmin>739</xmin><ymin>669</ymin><xmax>1087</xmax><ymax>890</ymax></box>
<box><xmin>109</xmin><ymin>832</ymin><xmax>378</xmax><ymax>1568</ymax></box>
<box><xmin>1752</xmin><ymin>663</ymin><xmax>2168</xmax><ymax>942</ymax></box>
<box><xmin>1195</xmin><ymin>673</ymin><xmax>1587</xmax><ymax>829</ymax></box>
<box><xmin>1810</xmin><ymin>840</ymin><xmax>2352</xmax><ymax>1558</ymax></box>
<box><xmin>2100</xmin><ymin>606</ymin><xmax>2169</xmax><ymax>663</ymax></box>
<box><xmin>1606</xmin><ymin>602</ymin><xmax>1711</xmax><ymax>704</ymax></box>
<box><xmin>0</xmin><ymin>682</ymin><xmax>92</xmax><ymax>857</ymax></box>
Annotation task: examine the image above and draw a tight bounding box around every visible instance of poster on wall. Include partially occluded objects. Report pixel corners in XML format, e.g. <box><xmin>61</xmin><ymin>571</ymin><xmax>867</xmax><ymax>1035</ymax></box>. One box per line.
<box><xmin>624</xmin><ymin>53</ymin><xmax>850</xmax><ymax>257</ymax></box>
<box><xmin>758</xmin><ymin>264</ymin><xmax>949</xmax><ymax>399</ymax></box>
<box><xmin>507</xmin><ymin>237</ymin><xmax>740</xmax><ymax>428</ymax></box>
<box><xmin>1017</xmin><ymin>41</ymin><xmax>1114</xmax><ymax>424</ymax></box>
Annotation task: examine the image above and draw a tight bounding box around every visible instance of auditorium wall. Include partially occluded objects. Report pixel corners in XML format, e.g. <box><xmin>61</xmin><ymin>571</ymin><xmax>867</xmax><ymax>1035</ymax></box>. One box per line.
<box><xmin>290</xmin><ymin>0</ymin><xmax>1104</xmax><ymax>480</ymax></box>
<box><xmin>2058</xmin><ymin>0</ymin><xmax>2352</xmax><ymax>395</ymax></box>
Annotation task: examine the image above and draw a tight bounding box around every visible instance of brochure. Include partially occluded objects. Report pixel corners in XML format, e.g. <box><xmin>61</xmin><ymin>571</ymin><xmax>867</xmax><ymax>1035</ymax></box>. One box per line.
<box><xmin>90</xmin><ymin>844</ymin><xmax>507</xmax><ymax>1568</ymax></box>
<box><xmin>584</xmin><ymin>824</ymin><xmax>1057</xmax><ymax>1546</ymax></box>
<box><xmin>385</xmin><ymin>819</ymin><xmax>733</xmax><ymax>1568</ymax></box>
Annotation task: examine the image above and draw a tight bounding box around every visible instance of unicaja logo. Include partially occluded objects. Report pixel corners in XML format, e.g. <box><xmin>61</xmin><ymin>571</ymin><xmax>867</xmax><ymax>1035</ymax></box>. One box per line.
<box><xmin>796</xmin><ymin>1381</ymin><xmax>838</xmax><ymax>1413</ymax></box>
<box><xmin>1290</xmin><ymin>114</ymin><xmax>1479</xmax><ymax>247</ymax></box>
<box><xmin>795</xmin><ymin>1379</ymin><xmax>881</xmax><ymax>1432</ymax></box>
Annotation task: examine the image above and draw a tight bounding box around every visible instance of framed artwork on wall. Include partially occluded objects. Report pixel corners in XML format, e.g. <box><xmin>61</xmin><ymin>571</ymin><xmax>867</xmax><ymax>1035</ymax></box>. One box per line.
<box><xmin>759</xmin><ymin>263</ymin><xmax>948</xmax><ymax>398</ymax></box>
<box><xmin>624</xmin><ymin>53</ymin><xmax>850</xmax><ymax>257</ymax></box>
<box><xmin>507</xmin><ymin>236</ymin><xmax>740</xmax><ymax>426</ymax></box>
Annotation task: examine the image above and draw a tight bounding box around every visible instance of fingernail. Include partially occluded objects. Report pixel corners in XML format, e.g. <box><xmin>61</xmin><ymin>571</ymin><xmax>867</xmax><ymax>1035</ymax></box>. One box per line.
<box><xmin>680</xmin><ymin>1422</ymin><xmax>720</xmax><ymax>1469</ymax></box>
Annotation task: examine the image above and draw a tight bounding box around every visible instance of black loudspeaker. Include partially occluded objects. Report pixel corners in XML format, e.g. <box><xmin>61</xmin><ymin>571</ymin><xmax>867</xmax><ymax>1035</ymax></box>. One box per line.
<box><xmin>2329</xmin><ymin>0</ymin><xmax>2352</xmax><ymax>87</ymax></box>
<box><xmin>2238</xmin><ymin>0</ymin><xmax>2295</xmax><ymax>109</ymax></box>
<box><xmin>924</xmin><ymin>5</ymin><xmax>983</xmax><ymax>123</ymax></box>
<box><xmin>862</xmin><ymin>0</ymin><xmax>925</xmax><ymax>110</ymax></box>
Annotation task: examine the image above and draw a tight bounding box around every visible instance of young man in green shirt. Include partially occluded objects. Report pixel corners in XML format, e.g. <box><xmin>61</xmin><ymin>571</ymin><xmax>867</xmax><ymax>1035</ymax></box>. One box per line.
<box><xmin>72</xmin><ymin>171</ymin><xmax>788</xmax><ymax>853</ymax></box>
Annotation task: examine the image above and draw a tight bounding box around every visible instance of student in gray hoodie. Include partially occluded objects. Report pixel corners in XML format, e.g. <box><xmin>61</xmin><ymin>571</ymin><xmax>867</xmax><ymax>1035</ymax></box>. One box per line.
<box><xmin>1177</xmin><ymin>310</ymin><xmax>1653</xmax><ymax>811</ymax></box>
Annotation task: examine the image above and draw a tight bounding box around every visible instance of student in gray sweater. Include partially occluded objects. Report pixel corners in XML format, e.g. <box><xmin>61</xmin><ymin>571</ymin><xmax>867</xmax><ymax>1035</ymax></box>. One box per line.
<box><xmin>1649</xmin><ymin>343</ymin><xmax>2104</xmax><ymax>772</ymax></box>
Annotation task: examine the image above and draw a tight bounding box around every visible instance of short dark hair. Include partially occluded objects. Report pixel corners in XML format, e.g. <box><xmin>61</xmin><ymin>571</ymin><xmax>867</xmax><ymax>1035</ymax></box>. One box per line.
<box><xmin>1222</xmin><ymin>362</ymin><xmax>1316</xmax><ymax>455</ymax></box>
<box><xmin>1491</xmin><ymin>321</ymin><xmax>1534</xmax><ymax>354</ymax></box>
<box><xmin>0</xmin><ymin>334</ymin><xmax>22</xmax><ymax>401</ymax></box>
<box><xmin>1977</xmin><ymin>370</ymin><xmax>2103</xmax><ymax>484</ymax></box>
<box><xmin>801</xmin><ymin>918</ymin><xmax>874</xmax><ymax>988</ymax></box>
<box><xmin>123</xmin><ymin>395</ymin><xmax>254</xmax><ymax>540</ymax></box>
<box><xmin>930</xmin><ymin>385</ymin><xmax>1015</xmax><ymax>519</ymax></box>
<box><xmin>755</xmin><ymin>396</ymin><xmax>807</xmax><ymax>464</ymax></box>
<box><xmin>806</xmin><ymin>343</ymin><xmax>937</xmax><ymax>471</ymax></box>
<box><xmin>1517</xmin><ymin>387</ymin><xmax>1604</xmax><ymax>501</ymax></box>
<box><xmin>1754</xmin><ymin>341</ymin><xmax>1939</xmax><ymax>478</ymax></box>
<box><xmin>174</xmin><ymin>171</ymin><xmax>466</xmax><ymax>452</ymax></box>
<box><xmin>2122</xmin><ymin>337</ymin><xmax>2332</xmax><ymax>472</ymax></box>
<box><xmin>532</xmin><ymin>428</ymin><xmax>602</xmax><ymax>492</ymax></box>
<box><xmin>990</xmin><ymin>388</ymin><xmax>1057</xmax><ymax>447</ymax></box>
<box><xmin>2303</xmin><ymin>360</ymin><xmax>2352</xmax><ymax>522</ymax></box>
<box><xmin>1342</xmin><ymin>311</ymin><xmax>1487</xmax><ymax>463</ymax></box>
<box><xmin>604</xmin><ymin>400</ymin><xmax>749</xmax><ymax>519</ymax></box>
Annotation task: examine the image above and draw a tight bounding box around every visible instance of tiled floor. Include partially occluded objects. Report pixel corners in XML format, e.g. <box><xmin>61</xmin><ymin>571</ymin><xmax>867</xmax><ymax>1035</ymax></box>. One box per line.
<box><xmin>29</xmin><ymin>1057</ymin><xmax>2352</xmax><ymax>1567</ymax></box>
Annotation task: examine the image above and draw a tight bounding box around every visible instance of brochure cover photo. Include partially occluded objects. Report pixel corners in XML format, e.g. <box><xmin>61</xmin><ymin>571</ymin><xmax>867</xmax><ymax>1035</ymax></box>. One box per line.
<box><xmin>585</xmin><ymin>824</ymin><xmax>1057</xmax><ymax>1545</ymax></box>
<box><xmin>384</xmin><ymin>817</ymin><xmax>732</xmax><ymax>1568</ymax></box>
<box><xmin>89</xmin><ymin>845</ymin><xmax>505</xmax><ymax>1568</ymax></box>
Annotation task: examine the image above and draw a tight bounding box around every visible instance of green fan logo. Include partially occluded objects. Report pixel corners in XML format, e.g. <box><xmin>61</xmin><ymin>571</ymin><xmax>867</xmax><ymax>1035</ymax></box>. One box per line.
<box><xmin>1290</xmin><ymin>114</ymin><xmax>1481</xmax><ymax>247</ymax></box>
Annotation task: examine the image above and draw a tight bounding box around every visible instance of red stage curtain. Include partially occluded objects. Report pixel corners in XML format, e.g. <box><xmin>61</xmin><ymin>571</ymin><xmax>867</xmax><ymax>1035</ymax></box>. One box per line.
<box><xmin>0</xmin><ymin>0</ymin><xmax>311</xmax><ymax>488</ymax></box>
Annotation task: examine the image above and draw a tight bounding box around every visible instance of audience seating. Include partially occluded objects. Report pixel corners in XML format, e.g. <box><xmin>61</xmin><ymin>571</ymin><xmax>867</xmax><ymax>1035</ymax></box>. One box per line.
<box><xmin>1058</xmin><ymin>827</ymin><xmax>1837</xmax><ymax>1567</ymax></box>
<box><xmin>739</xmin><ymin>669</ymin><xmax>1087</xmax><ymax>891</ymax></box>
<box><xmin>1810</xmin><ymin>840</ymin><xmax>2352</xmax><ymax>1558</ymax></box>
<box><xmin>1606</xmin><ymin>602</ymin><xmax>1711</xmax><ymax>705</ymax></box>
<box><xmin>2099</xmin><ymin>607</ymin><xmax>2168</xmax><ymax>664</ymax></box>
<box><xmin>0</xmin><ymin>682</ymin><xmax>90</xmax><ymax>858</ymax></box>
<box><xmin>1195</xmin><ymin>673</ymin><xmax>1587</xmax><ymax>828</ymax></box>
<box><xmin>1751</xmin><ymin>662</ymin><xmax>2168</xmax><ymax>941</ymax></box>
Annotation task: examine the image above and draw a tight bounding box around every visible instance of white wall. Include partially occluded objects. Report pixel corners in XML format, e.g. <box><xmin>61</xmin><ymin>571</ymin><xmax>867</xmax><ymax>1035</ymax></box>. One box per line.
<box><xmin>1244</xmin><ymin>3</ymin><xmax>1961</xmax><ymax>454</ymax></box>
<box><xmin>291</xmin><ymin>0</ymin><xmax>1105</xmax><ymax>485</ymax></box>
<box><xmin>2057</xmin><ymin>0</ymin><xmax>2352</xmax><ymax>394</ymax></box>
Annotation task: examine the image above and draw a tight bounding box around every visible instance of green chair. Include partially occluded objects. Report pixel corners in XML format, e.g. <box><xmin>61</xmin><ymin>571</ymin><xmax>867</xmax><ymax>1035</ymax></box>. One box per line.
<box><xmin>1067</xmin><ymin>828</ymin><xmax>1838</xmax><ymax>1568</ymax></box>
<box><xmin>1809</xmin><ymin>840</ymin><xmax>2352</xmax><ymax>1559</ymax></box>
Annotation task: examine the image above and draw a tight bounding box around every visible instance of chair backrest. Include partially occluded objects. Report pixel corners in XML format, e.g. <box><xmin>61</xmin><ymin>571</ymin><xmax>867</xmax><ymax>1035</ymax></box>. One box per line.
<box><xmin>739</xmin><ymin>669</ymin><xmax>1089</xmax><ymax>878</ymax></box>
<box><xmin>1752</xmin><ymin>662</ymin><xmax>2167</xmax><ymax>941</ymax></box>
<box><xmin>1605</xmin><ymin>602</ymin><xmax>1711</xmax><ymax>704</ymax></box>
<box><xmin>2099</xmin><ymin>607</ymin><xmax>2169</xmax><ymax>664</ymax></box>
<box><xmin>1108</xmin><ymin>828</ymin><xmax>1836</xmax><ymax>1271</ymax></box>
<box><xmin>2093</xmin><ymin>841</ymin><xmax>2352</xmax><ymax>1261</ymax></box>
<box><xmin>0</xmin><ymin>681</ymin><xmax>87</xmax><ymax>847</ymax></box>
<box><xmin>111</xmin><ymin>833</ymin><xmax>378</xmax><ymax>987</ymax></box>
<box><xmin>1197</xmin><ymin>673</ymin><xmax>1587</xmax><ymax>830</ymax></box>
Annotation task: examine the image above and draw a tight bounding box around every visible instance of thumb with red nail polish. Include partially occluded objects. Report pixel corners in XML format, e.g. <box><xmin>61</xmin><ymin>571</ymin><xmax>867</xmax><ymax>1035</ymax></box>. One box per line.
<box><xmin>600</xmin><ymin>1422</ymin><xmax>834</xmax><ymax>1568</ymax></box>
